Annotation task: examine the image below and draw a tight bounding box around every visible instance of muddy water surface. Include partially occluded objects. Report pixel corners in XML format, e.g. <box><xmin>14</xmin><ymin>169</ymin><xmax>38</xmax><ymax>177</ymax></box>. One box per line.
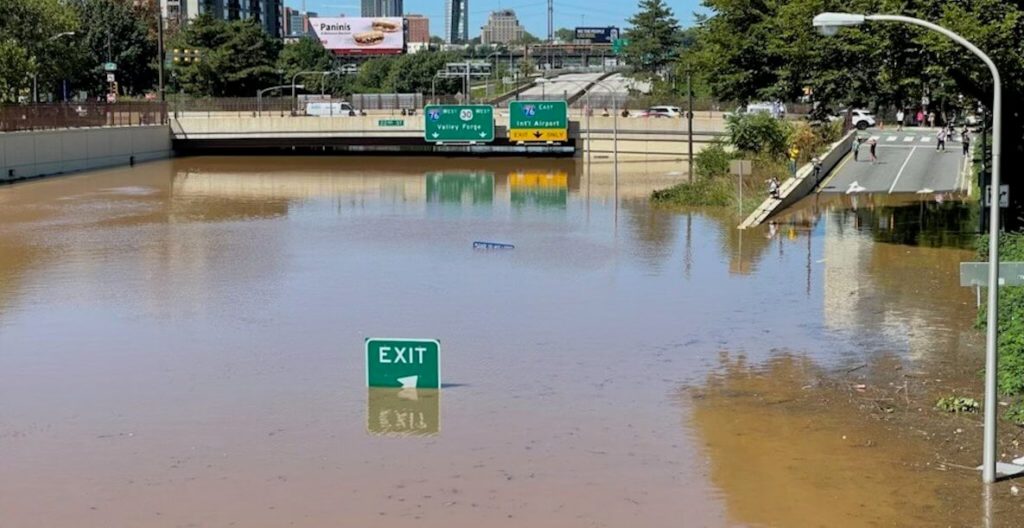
<box><xmin>0</xmin><ymin>158</ymin><xmax>1015</xmax><ymax>526</ymax></box>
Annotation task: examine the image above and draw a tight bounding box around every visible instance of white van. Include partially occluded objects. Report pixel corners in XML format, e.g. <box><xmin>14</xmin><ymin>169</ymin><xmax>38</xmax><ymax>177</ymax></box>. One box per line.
<box><xmin>305</xmin><ymin>102</ymin><xmax>355</xmax><ymax>116</ymax></box>
<box><xmin>743</xmin><ymin>101</ymin><xmax>787</xmax><ymax>118</ymax></box>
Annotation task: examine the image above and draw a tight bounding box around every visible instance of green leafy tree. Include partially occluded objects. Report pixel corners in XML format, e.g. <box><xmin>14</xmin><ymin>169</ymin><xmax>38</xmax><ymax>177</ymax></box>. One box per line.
<box><xmin>277</xmin><ymin>37</ymin><xmax>335</xmax><ymax>94</ymax></box>
<box><xmin>726</xmin><ymin>112</ymin><xmax>791</xmax><ymax>158</ymax></box>
<box><xmin>554</xmin><ymin>28</ymin><xmax>575</xmax><ymax>43</ymax></box>
<box><xmin>386</xmin><ymin>51</ymin><xmax>462</xmax><ymax>94</ymax></box>
<box><xmin>74</xmin><ymin>0</ymin><xmax>156</xmax><ymax>96</ymax></box>
<box><xmin>170</xmin><ymin>15</ymin><xmax>282</xmax><ymax>96</ymax></box>
<box><xmin>0</xmin><ymin>0</ymin><xmax>79</xmax><ymax>101</ymax></box>
<box><xmin>518</xmin><ymin>31</ymin><xmax>542</xmax><ymax>45</ymax></box>
<box><xmin>623</xmin><ymin>0</ymin><xmax>683</xmax><ymax>77</ymax></box>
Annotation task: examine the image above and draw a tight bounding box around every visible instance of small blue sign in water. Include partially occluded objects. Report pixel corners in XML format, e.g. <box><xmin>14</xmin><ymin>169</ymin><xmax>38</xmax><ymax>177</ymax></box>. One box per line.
<box><xmin>473</xmin><ymin>241</ymin><xmax>515</xmax><ymax>250</ymax></box>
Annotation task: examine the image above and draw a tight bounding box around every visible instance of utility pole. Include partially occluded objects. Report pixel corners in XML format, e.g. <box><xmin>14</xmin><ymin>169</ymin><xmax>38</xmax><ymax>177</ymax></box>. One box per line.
<box><xmin>157</xmin><ymin>12</ymin><xmax>165</xmax><ymax>102</ymax></box>
<box><xmin>687</xmin><ymin>68</ymin><xmax>694</xmax><ymax>179</ymax></box>
<box><xmin>547</xmin><ymin>0</ymin><xmax>553</xmax><ymax>69</ymax></box>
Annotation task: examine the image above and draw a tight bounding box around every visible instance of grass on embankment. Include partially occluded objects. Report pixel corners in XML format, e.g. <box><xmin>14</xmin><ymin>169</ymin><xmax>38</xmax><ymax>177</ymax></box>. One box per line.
<box><xmin>651</xmin><ymin>140</ymin><xmax>787</xmax><ymax>217</ymax></box>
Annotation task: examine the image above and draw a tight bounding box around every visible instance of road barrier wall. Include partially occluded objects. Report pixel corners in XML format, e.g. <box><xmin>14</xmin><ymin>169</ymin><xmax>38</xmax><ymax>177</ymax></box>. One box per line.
<box><xmin>0</xmin><ymin>125</ymin><xmax>172</xmax><ymax>182</ymax></box>
<box><xmin>739</xmin><ymin>130</ymin><xmax>857</xmax><ymax>229</ymax></box>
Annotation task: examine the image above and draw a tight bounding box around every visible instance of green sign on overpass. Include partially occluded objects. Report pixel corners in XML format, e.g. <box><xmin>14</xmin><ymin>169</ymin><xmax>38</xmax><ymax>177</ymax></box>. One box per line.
<box><xmin>424</xmin><ymin>105</ymin><xmax>494</xmax><ymax>143</ymax></box>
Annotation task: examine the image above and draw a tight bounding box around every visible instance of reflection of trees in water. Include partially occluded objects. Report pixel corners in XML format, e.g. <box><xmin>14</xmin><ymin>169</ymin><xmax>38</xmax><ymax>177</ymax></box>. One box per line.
<box><xmin>621</xmin><ymin>203</ymin><xmax>781</xmax><ymax>275</ymax></box>
<box><xmin>832</xmin><ymin>200</ymin><xmax>977</xmax><ymax>249</ymax></box>
<box><xmin>620</xmin><ymin>198</ymin><xmax>678</xmax><ymax>268</ymax></box>
<box><xmin>704</xmin><ymin>209</ymin><xmax>775</xmax><ymax>275</ymax></box>
<box><xmin>0</xmin><ymin>233</ymin><xmax>51</xmax><ymax>321</ymax></box>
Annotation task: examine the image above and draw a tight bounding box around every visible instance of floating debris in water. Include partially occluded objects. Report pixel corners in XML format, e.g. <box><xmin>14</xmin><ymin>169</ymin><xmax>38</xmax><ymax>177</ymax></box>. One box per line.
<box><xmin>473</xmin><ymin>241</ymin><xmax>515</xmax><ymax>250</ymax></box>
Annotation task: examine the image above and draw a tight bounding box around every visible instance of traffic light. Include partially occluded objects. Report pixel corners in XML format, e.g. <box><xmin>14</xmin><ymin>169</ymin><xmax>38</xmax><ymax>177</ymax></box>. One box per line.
<box><xmin>172</xmin><ymin>48</ymin><xmax>202</xmax><ymax>63</ymax></box>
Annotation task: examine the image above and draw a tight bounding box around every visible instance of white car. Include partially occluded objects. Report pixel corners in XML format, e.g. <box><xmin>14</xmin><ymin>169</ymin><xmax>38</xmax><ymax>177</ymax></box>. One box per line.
<box><xmin>848</xmin><ymin>109</ymin><xmax>876</xmax><ymax>130</ymax></box>
<box><xmin>645</xmin><ymin>106</ymin><xmax>682</xmax><ymax>118</ymax></box>
<box><xmin>733</xmin><ymin>101</ymin><xmax>787</xmax><ymax>118</ymax></box>
<box><xmin>305</xmin><ymin>102</ymin><xmax>355</xmax><ymax>116</ymax></box>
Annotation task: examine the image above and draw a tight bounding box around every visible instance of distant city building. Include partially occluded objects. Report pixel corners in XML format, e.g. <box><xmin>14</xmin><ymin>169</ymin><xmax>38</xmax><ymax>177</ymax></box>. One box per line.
<box><xmin>444</xmin><ymin>0</ymin><xmax>468</xmax><ymax>43</ymax></box>
<box><xmin>480</xmin><ymin>9</ymin><xmax>523</xmax><ymax>45</ymax></box>
<box><xmin>405</xmin><ymin>14</ymin><xmax>430</xmax><ymax>43</ymax></box>
<box><xmin>161</xmin><ymin>0</ymin><xmax>284</xmax><ymax>38</ymax></box>
<box><xmin>284</xmin><ymin>7</ymin><xmax>317</xmax><ymax>37</ymax></box>
<box><xmin>361</xmin><ymin>0</ymin><xmax>402</xmax><ymax>17</ymax></box>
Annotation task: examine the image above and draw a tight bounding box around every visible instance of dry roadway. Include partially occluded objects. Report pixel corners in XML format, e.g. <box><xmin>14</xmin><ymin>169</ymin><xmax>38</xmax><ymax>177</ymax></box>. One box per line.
<box><xmin>819</xmin><ymin>128</ymin><xmax>971</xmax><ymax>195</ymax></box>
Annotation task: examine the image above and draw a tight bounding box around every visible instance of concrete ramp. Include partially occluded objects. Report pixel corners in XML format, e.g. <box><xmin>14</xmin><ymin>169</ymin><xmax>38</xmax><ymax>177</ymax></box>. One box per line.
<box><xmin>739</xmin><ymin>130</ymin><xmax>857</xmax><ymax>229</ymax></box>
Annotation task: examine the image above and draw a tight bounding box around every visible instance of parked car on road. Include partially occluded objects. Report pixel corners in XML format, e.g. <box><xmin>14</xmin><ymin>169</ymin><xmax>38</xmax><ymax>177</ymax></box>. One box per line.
<box><xmin>846</xmin><ymin>109</ymin><xmax>877</xmax><ymax>130</ymax></box>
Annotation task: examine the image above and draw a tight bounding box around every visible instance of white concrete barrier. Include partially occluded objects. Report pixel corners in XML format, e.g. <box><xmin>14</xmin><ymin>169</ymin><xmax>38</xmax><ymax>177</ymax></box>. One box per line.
<box><xmin>0</xmin><ymin>125</ymin><xmax>172</xmax><ymax>182</ymax></box>
<box><xmin>739</xmin><ymin>130</ymin><xmax>857</xmax><ymax>229</ymax></box>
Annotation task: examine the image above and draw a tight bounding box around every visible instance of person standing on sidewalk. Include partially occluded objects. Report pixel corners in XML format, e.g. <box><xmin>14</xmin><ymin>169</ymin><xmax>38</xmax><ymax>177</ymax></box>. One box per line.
<box><xmin>896</xmin><ymin>109</ymin><xmax>905</xmax><ymax>131</ymax></box>
<box><xmin>916</xmin><ymin>109</ymin><xmax>925</xmax><ymax>126</ymax></box>
<box><xmin>962</xmin><ymin>128</ymin><xmax>971</xmax><ymax>156</ymax></box>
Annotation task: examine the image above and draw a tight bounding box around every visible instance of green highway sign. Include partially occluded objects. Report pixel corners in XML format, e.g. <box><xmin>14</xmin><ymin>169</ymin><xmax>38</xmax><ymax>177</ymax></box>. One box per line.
<box><xmin>378</xmin><ymin>119</ymin><xmax>405</xmax><ymax>127</ymax></box>
<box><xmin>366</xmin><ymin>338</ymin><xmax>440</xmax><ymax>389</ymax></box>
<box><xmin>424</xmin><ymin>105</ymin><xmax>494</xmax><ymax>143</ymax></box>
<box><xmin>509</xmin><ymin>101</ymin><xmax>568</xmax><ymax>142</ymax></box>
<box><xmin>612</xmin><ymin>38</ymin><xmax>629</xmax><ymax>54</ymax></box>
<box><xmin>103</xmin><ymin>62</ymin><xmax>117</xmax><ymax>72</ymax></box>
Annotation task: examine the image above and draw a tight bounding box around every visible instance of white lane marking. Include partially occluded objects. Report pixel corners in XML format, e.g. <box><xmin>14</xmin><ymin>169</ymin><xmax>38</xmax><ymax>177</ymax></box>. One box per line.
<box><xmin>846</xmin><ymin>181</ymin><xmax>866</xmax><ymax>194</ymax></box>
<box><xmin>888</xmin><ymin>146</ymin><xmax>917</xmax><ymax>194</ymax></box>
<box><xmin>903</xmin><ymin>136</ymin><xmax>915</xmax><ymax>142</ymax></box>
<box><xmin>921</xmin><ymin>136</ymin><xmax>932</xmax><ymax>143</ymax></box>
<box><xmin>886</xmin><ymin>135</ymin><xmax>898</xmax><ymax>142</ymax></box>
<box><xmin>869</xmin><ymin>135</ymin><xmax>880</xmax><ymax>141</ymax></box>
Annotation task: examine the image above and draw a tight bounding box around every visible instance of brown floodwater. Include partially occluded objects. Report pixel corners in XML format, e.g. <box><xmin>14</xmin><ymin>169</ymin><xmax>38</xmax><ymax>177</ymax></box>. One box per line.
<box><xmin>0</xmin><ymin>157</ymin><xmax>1018</xmax><ymax>527</ymax></box>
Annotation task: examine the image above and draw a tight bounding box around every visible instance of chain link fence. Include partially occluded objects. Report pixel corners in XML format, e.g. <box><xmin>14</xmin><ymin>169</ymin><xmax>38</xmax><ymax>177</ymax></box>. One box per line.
<box><xmin>0</xmin><ymin>102</ymin><xmax>167</xmax><ymax>132</ymax></box>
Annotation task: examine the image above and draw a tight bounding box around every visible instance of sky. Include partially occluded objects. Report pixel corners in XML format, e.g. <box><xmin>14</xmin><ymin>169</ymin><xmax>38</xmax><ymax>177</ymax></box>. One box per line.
<box><xmin>288</xmin><ymin>1</ymin><xmax>705</xmax><ymax>38</ymax></box>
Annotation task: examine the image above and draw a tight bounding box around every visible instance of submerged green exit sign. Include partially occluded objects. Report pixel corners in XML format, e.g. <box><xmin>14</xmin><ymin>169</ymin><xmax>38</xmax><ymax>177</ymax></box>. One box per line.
<box><xmin>365</xmin><ymin>338</ymin><xmax>440</xmax><ymax>389</ymax></box>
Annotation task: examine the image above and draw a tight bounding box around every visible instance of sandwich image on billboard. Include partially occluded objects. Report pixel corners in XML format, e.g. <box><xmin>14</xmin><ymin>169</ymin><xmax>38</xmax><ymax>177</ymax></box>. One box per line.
<box><xmin>310</xmin><ymin>17</ymin><xmax>404</xmax><ymax>55</ymax></box>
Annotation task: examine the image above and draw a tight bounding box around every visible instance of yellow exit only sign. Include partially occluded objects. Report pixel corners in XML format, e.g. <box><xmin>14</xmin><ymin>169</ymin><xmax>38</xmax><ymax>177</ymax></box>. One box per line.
<box><xmin>509</xmin><ymin>129</ymin><xmax>568</xmax><ymax>142</ymax></box>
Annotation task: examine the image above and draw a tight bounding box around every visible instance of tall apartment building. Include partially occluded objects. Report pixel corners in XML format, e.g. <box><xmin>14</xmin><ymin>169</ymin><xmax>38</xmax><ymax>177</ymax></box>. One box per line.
<box><xmin>405</xmin><ymin>14</ymin><xmax>430</xmax><ymax>43</ymax></box>
<box><xmin>444</xmin><ymin>0</ymin><xmax>468</xmax><ymax>43</ymax></box>
<box><xmin>480</xmin><ymin>9</ymin><xmax>523</xmax><ymax>45</ymax></box>
<box><xmin>161</xmin><ymin>0</ymin><xmax>284</xmax><ymax>38</ymax></box>
<box><xmin>283</xmin><ymin>7</ymin><xmax>317</xmax><ymax>37</ymax></box>
<box><xmin>361</xmin><ymin>0</ymin><xmax>403</xmax><ymax>17</ymax></box>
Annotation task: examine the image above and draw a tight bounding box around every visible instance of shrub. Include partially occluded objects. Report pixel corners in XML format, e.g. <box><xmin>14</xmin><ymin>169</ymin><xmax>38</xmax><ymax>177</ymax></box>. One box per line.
<box><xmin>726</xmin><ymin>112</ymin><xmax>792</xmax><ymax>158</ymax></box>
<box><xmin>694</xmin><ymin>139</ymin><xmax>733</xmax><ymax>180</ymax></box>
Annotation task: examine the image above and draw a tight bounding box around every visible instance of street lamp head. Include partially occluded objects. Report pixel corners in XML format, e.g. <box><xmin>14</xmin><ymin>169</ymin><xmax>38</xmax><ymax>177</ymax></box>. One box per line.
<box><xmin>812</xmin><ymin>12</ymin><xmax>867</xmax><ymax>36</ymax></box>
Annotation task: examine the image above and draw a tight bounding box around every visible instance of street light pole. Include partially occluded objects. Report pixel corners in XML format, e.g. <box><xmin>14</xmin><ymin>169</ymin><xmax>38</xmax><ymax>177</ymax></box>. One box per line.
<box><xmin>814</xmin><ymin>11</ymin><xmax>1005</xmax><ymax>484</ymax></box>
<box><xmin>687</xmin><ymin>68</ymin><xmax>695</xmax><ymax>179</ymax></box>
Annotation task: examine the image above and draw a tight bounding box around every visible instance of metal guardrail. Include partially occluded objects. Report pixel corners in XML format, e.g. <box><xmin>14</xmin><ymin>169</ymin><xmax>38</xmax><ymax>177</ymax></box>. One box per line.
<box><xmin>0</xmin><ymin>102</ymin><xmax>167</xmax><ymax>132</ymax></box>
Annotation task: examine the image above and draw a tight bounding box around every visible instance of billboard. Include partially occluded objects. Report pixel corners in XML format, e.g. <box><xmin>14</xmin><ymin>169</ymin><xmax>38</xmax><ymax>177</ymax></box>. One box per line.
<box><xmin>310</xmin><ymin>17</ymin><xmax>404</xmax><ymax>55</ymax></box>
<box><xmin>574</xmin><ymin>26</ymin><xmax>620</xmax><ymax>44</ymax></box>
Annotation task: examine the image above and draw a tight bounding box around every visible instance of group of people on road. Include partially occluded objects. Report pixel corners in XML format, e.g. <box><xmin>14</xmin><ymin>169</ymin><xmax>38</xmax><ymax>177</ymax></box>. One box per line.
<box><xmin>896</xmin><ymin>108</ymin><xmax>938</xmax><ymax>130</ymax></box>
<box><xmin>851</xmin><ymin>137</ymin><xmax>878</xmax><ymax>163</ymax></box>
<box><xmin>935</xmin><ymin>125</ymin><xmax>972</xmax><ymax>155</ymax></box>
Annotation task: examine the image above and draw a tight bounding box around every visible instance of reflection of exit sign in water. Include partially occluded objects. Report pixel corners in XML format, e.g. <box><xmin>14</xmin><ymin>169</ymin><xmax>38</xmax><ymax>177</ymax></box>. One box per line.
<box><xmin>365</xmin><ymin>338</ymin><xmax>440</xmax><ymax>389</ymax></box>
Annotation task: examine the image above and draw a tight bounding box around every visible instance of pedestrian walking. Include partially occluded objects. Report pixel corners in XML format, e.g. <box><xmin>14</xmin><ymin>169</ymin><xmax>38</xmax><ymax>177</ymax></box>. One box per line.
<box><xmin>788</xmin><ymin>146</ymin><xmax>800</xmax><ymax>176</ymax></box>
<box><xmin>916</xmin><ymin>109</ymin><xmax>925</xmax><ymax>126</ymax></box>
<box><xmin>896</xmin><ymin>109</ymin><xmax>905</xmax><ymax>131</ymax></box>
<box><xmin>928</xmin><ymin>111</ymin><xmax>936</xmax><ymax>128</ymax></box>
<box><xmin>962</xmin><ymin>128</ymin><xmax>971</xmax><ymax>156</ymax></box>
<box><xmin>869</xmin><ymin>139</ymin><xmax>877</xmax><ymax>163</ymax></box>
<box><xmin>852</xmin><ymin>137</ymin><xmax>861</xmax><ymax>161</ymax></box>
<box><xmin>936</xmin><ymin>128</ymin><xmax>946</xmax><ymax>151</ymax></box>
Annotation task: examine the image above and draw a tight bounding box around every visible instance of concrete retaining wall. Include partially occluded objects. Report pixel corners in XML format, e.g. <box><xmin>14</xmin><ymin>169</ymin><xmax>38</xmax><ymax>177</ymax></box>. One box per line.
<box><xmin>0</xmin><ymin>125</ymin><xmax>172</xmax><ymax>182</ymax></box>
<box><xmin>739</xmin><ymin>130</ymin><xmax>857</xmax><ymax>229</ymax></box>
